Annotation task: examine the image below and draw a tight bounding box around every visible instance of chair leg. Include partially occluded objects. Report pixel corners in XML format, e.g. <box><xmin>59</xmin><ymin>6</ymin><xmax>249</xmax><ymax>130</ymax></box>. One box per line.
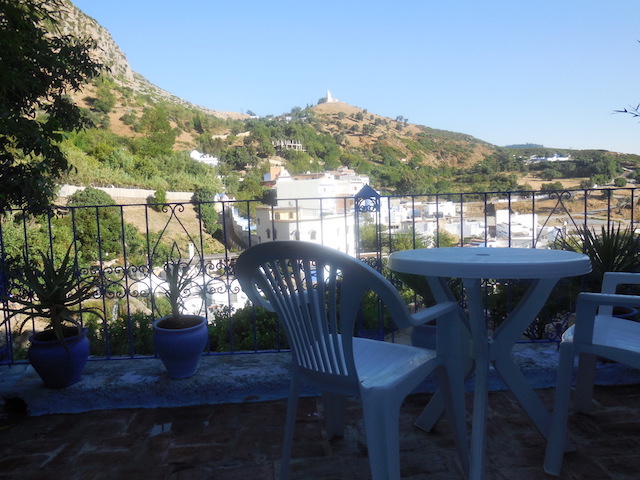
<box><xmin>361</xmin><ymin>392</ymin><xmax>402</xmax><ymax>480</ymax></box>
<box><xmin>321</xmin><ymin>391</ymin><xmax>347</xmax><ymax>438</ymax></box>
<box><xmin>280</xmin><ymin>378</ymin><xmax>301</xmax><ymax>480</ymax></box>
<box><xmin>415</xmin><ymin>350</ymin><xmax>473</xmax><ymax>434</ymax></box>
<box><xmin>574</xmin><ymin>353</ymin><xmax>597</xmax><ymax>414</ymax></box>
<box><xmin>544</xmin><ymin>341</ymin><xmax>575</xmax><ymax>476</ymax></box>
<box><xmin>414</xmin><ymin>389</ymin><xmax>444</xmax><ymax>432</ymax></box>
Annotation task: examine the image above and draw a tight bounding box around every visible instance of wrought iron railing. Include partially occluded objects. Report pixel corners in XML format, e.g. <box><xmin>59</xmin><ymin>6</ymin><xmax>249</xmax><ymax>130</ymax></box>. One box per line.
<box><xmin>0</xmin><ymin>186</ymin><xmax>637</xmax><ymax>364</ymax></box>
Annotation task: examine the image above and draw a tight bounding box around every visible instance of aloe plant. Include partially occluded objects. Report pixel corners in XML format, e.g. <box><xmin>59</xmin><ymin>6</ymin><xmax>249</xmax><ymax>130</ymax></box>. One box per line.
<box><xmin>1</xmin><ymin>246</ymin><xmax>103</xmax><ymax>346</ymax></box>
<box><xmin>155</xmin><ymin>242</ymin><xmax>201</xmax><ymax>326</ymax></box>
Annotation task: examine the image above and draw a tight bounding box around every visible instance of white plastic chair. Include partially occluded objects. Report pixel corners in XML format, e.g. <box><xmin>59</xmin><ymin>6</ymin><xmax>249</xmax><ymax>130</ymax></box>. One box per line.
<box><xmin>544</xmin><ymin>272</ymin><xmax>640</xmax><ymax>475</ymax></box>
<box><xmin>235</xmin><ymin>241</ymin><xmax>469</xmax><ymax>480</ymax></box>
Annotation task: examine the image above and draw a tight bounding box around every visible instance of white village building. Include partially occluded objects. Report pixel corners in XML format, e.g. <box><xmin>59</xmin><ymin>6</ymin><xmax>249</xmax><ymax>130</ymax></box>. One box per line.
<box><xmin>253</xmin><ymin>168</ymin><xmax>369</xmax><ymax>254</ymax></box>
<box><xmin>190</xmin><ymin>149</ymin><xmax>219</xmax><ymax>167</ymax></box>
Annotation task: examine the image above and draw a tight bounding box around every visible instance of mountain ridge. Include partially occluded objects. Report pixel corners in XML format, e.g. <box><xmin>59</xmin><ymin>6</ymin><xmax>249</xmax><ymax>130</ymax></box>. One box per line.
<box><xmin>60</xmin><ymin>0</ymin><xmax>246</xmax><ymax>121</ymax></box>
<box><xmin>60</xmin><ymin>0</ymin><xmax>497</xmax><ymax>155</ymax></box>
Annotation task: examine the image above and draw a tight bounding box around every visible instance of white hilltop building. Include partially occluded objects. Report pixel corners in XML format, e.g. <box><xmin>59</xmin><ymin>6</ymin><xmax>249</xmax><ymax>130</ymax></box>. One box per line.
<box><xmin>325</xmin><ymin>90</ymin><xmax>339</xmax><ymax>103</ymax></box>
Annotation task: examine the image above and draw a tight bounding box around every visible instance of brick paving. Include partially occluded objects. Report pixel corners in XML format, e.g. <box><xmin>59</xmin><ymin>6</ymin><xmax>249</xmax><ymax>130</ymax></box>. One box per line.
<box><xmin>1</xmin><ymin>385</ymin><xmax>640</xmax><ymax>479</ymax></box>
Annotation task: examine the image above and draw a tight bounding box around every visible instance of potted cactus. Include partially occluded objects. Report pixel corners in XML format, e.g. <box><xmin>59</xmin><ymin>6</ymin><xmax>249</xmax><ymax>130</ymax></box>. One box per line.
<box><xmin>152</xmin><ymin>243</ymin><xmax>208</xmax><ymax>379</ymax></box>
<box><xmin>1</xmin><ymin>246</ymin><xmax>102</xmax><ymax>388</ymax></box>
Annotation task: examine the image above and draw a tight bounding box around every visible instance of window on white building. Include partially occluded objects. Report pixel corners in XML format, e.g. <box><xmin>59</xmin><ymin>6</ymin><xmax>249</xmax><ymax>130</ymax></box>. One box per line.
<box><xmin>310</xmin><ymin>230</ymin><xmax>317</xmax><ymax>240</ymax></box>
<box><xmin>266</xmin><ymin>228</ymin><xmax>271</xmax><ymax>239</ymax></box>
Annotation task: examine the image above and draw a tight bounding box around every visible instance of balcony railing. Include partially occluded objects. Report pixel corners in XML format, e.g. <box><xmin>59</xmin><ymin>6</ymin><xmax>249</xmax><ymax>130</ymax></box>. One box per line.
<box><xmin>1</xmin><ymin>186</ymin><xmax>637</xmax><ymax>364</ymax></box>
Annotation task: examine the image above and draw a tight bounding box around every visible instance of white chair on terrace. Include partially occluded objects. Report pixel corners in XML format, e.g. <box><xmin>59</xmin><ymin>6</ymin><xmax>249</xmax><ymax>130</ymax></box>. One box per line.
<box><xmin>544</xmin><ymin>272</ymin><xmax>640</xmax><ymax>475</ymax></box>
<box><xmin>235</xmin><ymin>241</ymin><xmax>469</xmax><ymax>480</ymax></box>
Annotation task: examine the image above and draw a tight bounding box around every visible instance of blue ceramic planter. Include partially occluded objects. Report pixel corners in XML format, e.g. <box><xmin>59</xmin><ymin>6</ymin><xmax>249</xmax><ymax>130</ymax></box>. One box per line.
<box><xmin>28</xmin><ymin>327</ymin><xmax>90</xmax><ymax>389</ymax></box>
<box><xmin>153</xmin><ymin>315</ymin><xmax>208</xmax><ymax>379</ymax></box>
<box><xmin>613</xmin><ymin>306</ymin><xmax>639</xmax><ymax>320</ymax></box>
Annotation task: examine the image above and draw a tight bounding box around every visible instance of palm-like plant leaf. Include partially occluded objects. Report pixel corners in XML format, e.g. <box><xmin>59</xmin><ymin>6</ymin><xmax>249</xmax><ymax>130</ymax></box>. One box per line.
<box><xmin>560</xmin><ymin>224</ymin><xmax>640</xmax><ymax>291</ymax></box>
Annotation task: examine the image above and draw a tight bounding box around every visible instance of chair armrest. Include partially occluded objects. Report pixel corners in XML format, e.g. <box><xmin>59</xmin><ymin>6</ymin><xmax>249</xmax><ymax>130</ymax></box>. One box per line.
<box><xmin>406</xmin><ymin>301</ymin><xmax>459</xmax><ymax>328</ymax></box>
<box><xmin>573</xmin><ymin>292</ymin><xmax>640</xmax><ymax>344</ymax></box>
<box><xmin>599</xmin><ymin>272</ymin><xmax>640</xmax><ymax>315</ymax></box>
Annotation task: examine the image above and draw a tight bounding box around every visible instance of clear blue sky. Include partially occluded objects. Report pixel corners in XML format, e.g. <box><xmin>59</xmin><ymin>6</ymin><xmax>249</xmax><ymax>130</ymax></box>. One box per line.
<box><xmin>72</xmin><ymin>0</ymin><xmax>640</xmax><ymax>154</ymax></box>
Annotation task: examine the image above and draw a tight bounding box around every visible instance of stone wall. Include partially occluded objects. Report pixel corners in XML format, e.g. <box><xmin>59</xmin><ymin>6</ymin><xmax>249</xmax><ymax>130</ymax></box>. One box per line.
<box><xmin>57</xmin><ymin>185</ymin><xmax>193</xmax><ymax>204</ymax></box>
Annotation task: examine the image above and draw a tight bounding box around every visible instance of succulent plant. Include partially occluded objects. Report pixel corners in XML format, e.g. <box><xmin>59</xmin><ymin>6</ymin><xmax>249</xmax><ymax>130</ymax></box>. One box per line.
<box><xmin>559</xmin><ymin>223</ymin><xmax>640</xmax><ymax>291</ymax></box>
<box><xmin>154</xmin><ymin>242</ymin><xmax>202</xmax><ymax>326</ymax></box>
<box><xmin>1</xmin><ymin>245</ymin><xmax>103</xmax><ymax>347</ymax></box>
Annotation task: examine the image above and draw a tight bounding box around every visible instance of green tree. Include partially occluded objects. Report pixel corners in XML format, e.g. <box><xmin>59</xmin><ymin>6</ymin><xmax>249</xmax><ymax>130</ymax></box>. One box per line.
<box><xmin>134</xmin><ymin>105</ymin><xmax>176</xmax><ymax>156</ymax></box>
<box><xmin>67</xmin><ymin>187</ymin><xmax>121</xmax><ymax>261</ymax></box>
<box><xmin>433</xmin><ymin>229</ymin><xmax>458</xmax><ymax>247</ymax></box>
<box><xmin>92</xmin><ymin>79</ymin><xmax>116</xmax><ymax>114</ymax></box>
<box><xmin>147</xmin><ymin>189</ymin><xmax>167</xmax><ymax>212</ymax></box>
<box><xmin>363</xmin><ymin>124</ymin><xmax>376</xmax><ymax>135</ymax></box>
<box><xmin>614</xmin><ymin>177</ymin><xmax>627</xmax><ymax>187</ymax></box>
<box><xmin>541</xmin><ymin>181</ymin><xmax>564</xmax><ymax>191</ymax></box>
<box><xmin>358</xmin><ymin>223</ymin><xmax>380</xmax><ymax>253</ymax></box>
<box><xmin>237</xmin><ymin>169</ymin><xmax>266</xmax><ymax>200</ymax></box>
<box><xmin>0</xmin><ymin>0</ymin><xmax>103</xmax><ymax>214</ymax></box>
<box><xmin>541</xmin><ymin>168</ymin><xmax>561</xmax><ymax>181</ymax></box>
<box><xmin>192</xmin><ymin>186</ymin><xmax>219</xmax><ymax>237</ymax></box>
<box><xmin>579</xmin><ymin>179</ymin><xmax>595</xmax><ymax>189</ymax></box>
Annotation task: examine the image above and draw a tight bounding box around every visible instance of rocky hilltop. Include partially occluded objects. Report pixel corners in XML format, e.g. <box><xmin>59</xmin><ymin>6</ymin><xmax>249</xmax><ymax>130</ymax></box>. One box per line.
<box><xmin>58</xmin><ymin>1</ymin><xmax>133</xmax><ymax>83</ymax></box>
<box><xmin>59</xmin><ymin>0</ymin><xmax>245</xmax><ymax>120</ymax></box>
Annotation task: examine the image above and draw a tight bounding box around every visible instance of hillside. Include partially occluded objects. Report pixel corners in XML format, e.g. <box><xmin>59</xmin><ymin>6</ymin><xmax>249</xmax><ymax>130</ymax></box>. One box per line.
<box><xmin>310</xmin><ymin>101</ymin><xmax>496</xmax><ymax>169</ymax></box>
<box><xmin>50</xmin><ymin>0</ymin><xmax>640</xmax><ymax>199</ymax></box>
<box><xmin>57</xmin><ymin>0</ymin><xmax>498</xmax><ymax>168</ymax></box>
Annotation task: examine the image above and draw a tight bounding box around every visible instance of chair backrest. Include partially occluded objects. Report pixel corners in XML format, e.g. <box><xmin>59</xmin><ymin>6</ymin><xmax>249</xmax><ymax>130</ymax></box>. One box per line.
<box><xmin>235</xmin><ymin>241</ymin><xmax>413</xmax><ymax>390</ymax></box>
<box><xmin>599</xmin><ymin>272</ymin><xmax>640</xmax><ymax>316</ymax></box>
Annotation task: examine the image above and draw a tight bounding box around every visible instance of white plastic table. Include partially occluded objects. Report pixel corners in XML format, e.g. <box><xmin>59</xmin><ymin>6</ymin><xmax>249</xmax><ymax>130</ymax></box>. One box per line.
<box><xmin>388</xmin><ymin>247</ymin><xmax>591</xmax><ymax>480</ymax></box>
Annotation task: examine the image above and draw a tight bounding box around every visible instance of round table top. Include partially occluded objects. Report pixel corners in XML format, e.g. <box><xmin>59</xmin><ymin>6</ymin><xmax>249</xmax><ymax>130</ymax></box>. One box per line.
<box><xmin>388</xmin><ymin>247</ymin><xmax>591</xmax><ymax>279</ymax></box>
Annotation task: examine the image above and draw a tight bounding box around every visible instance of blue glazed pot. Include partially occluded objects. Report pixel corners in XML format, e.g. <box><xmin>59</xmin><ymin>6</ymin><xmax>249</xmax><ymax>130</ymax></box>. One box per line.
<box><xmin>28</xmin><ymin>327</ymin><xmax>90</xmax><ymax>389</ymax></box>
<box><xmin>613</xmin><ymin>306</ymin><xmax>639</xmax><ymax>320</ymax></box>
<box><xmin>153</xmin><ymin>315</ymin><xmax>208</xmax><ymax>379</ymax></box>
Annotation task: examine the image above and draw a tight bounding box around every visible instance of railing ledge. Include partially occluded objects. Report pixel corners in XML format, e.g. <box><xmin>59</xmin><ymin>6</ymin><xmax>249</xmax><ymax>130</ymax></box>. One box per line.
<box><xmin>3</xmin><ymin>343</ymin><xmax>639</xmax><ymax>417</ymax></box>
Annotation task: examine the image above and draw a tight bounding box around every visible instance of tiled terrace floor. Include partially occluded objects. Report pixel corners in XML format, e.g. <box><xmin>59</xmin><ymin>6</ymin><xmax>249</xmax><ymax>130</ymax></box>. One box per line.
<box><xmin>1</xmin><ymin>384</ymin><xmax>640</xmax><ymax>479</ymax></box>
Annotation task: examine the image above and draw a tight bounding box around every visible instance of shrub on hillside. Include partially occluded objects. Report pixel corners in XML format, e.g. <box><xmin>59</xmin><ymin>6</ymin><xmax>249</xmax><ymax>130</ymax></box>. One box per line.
<box><xmin>147</xmin><ymin>189</ymin><xmax>167</xmax><ymax>212</ymax></box>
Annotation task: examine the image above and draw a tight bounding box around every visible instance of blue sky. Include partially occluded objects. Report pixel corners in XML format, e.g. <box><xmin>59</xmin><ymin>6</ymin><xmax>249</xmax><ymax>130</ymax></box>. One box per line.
<box><xmin>72</xmin><ymin>0</ymin><xmax>640</xmax><ymax>154</ymax></box>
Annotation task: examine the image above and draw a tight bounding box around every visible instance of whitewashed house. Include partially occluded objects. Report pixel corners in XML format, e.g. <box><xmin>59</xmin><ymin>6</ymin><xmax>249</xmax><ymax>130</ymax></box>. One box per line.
<box><xmin>190</xmin><ymin>149</ymin><xmax>219</xmax><ymax>167</ymax></box>
<box><xmin>275</xmin><ymin>168</ymin><xmax>370</xmax><ymax>215</ymax></box>
<box><xmin>443</xmin><ymin>219</ymin><xmax>485</xmax><ymax>238</ymax></box>
<box><xmin>253</xmin><ymin>168</ymin><xmax>367</xmax><ymax>254</ymax></box>
<box><xmin>495</xmin><ymin>210</ymin><xmax>540</xmax><ymax>240</ymax></box>
<box><xmin>424</xmin><ymin>201</ymin><xmax>457</xmax><ymax>218</ymax></box>
<box><xmin>254</xmin><ymin>207</ymin><xmax>355</xmax><ymax>255</ymax></box>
